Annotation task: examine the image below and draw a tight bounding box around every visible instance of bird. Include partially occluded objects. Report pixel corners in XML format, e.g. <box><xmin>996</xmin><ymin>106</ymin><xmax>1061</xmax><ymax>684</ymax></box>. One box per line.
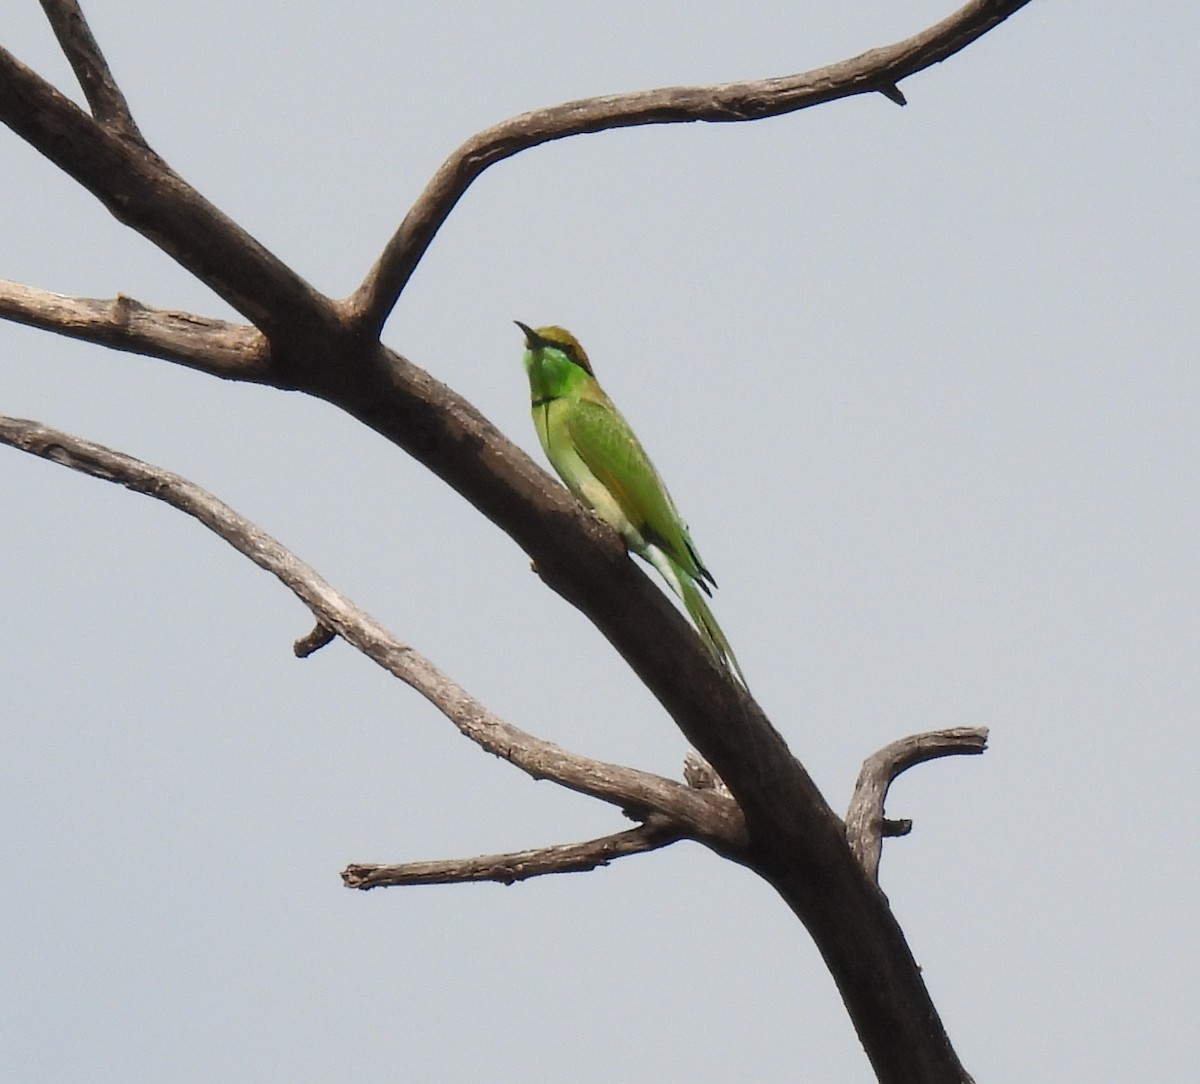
<box><xmin>517</xmin><ymin>321</ymin><xmax>744</xmax><ymax>684</ymax></box>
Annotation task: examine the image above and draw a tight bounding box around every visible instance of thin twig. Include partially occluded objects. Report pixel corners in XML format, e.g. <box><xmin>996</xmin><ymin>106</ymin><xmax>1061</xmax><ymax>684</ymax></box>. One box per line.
<box><xmin>0</xmin><ymin>415</ymin><xmax>745</xmax><ymax>848</ymax></box>
<box><xmin>845</xmin><ymin>727</ymin><xmax>989</xmax><ymax>882</ymax></box>
<box><xmin>343</xmin><ymin>817</ymin><xmax>686</xmax><ymax>889</ymax></box>
<box><xmin>348</xmin><ymin>0</ymin><xmax>1034</xmax><ymax>336</ymax></box>
<box><xmin>39</xmin><ymin>0</ymin><xmax>145</xmax><ymax>141</ymax></box>
<box><xmin>294</xmin><ymin>622</ymin><xmax>337</xmax><ymax>658</ymax></box>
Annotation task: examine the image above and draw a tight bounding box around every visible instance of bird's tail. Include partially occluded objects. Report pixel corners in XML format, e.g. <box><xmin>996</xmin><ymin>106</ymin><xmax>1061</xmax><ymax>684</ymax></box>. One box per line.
<box><xmin>680</xmin><ymin>576</ymin><xmax>747</xmax><ymax>687</ymax></box>
<box><xmin>645</xmin><ymin>545</ymin><xmax>746</xmax><ymax>686</ymax></box>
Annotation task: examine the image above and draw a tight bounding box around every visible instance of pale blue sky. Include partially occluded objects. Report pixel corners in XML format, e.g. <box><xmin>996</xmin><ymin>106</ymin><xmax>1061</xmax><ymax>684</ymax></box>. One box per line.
<box><xmin>3</xmin><ymin>3</ymin><xmax>1197</xmax><ymax>1081</ymax></box>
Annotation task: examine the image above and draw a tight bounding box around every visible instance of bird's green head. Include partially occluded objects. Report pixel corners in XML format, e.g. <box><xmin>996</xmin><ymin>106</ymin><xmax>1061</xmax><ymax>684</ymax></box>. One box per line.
<box><xmin>515</xmin><ymin>321</ymin><xmax>593</xmax><ymax>375</ymax></box>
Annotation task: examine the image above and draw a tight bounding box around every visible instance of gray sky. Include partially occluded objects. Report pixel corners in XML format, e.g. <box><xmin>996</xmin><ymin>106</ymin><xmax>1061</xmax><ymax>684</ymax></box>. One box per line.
<box><xmin>3</xmin><ymin>2</ymin><xmax>1197</xmax><ymax>1081</ymax></box>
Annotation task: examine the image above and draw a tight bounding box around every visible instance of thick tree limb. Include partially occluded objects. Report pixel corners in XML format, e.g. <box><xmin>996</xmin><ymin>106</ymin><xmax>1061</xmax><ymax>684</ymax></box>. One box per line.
<box><xmin>0</xmin><ymin>280</ymin><xmax>269</xmax><ymax>381</ymax></box>
<box><xmin>846</xmin><ymin>728</ymin><xmax>990</xmax><ymax>883</ymax></box>
<box><xmin>348</xmin><ymin>0</ymin><xmax>1034</xmax><ymax>336</ymax></box>
<box><xmin>343</xmin><ymin>817</ymin><xmax>687</xmax><ymax>890</ymax></box>
<box><xmin>0</xmin><ymin>415</ymin><xmax>743</xmax><ymax>848</ymax></box>
<box><xmin>305</xmin><ymin>343</ymin><xmax>975</xmax><ymax>1082</ymax></box>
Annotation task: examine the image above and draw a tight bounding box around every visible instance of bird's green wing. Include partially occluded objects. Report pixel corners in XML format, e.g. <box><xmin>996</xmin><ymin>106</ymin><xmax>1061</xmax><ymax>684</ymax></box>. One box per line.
<box><xmin>564</xmin><ymin>396</ymin><xmax>710</xmax><ymax>585</ymax></box>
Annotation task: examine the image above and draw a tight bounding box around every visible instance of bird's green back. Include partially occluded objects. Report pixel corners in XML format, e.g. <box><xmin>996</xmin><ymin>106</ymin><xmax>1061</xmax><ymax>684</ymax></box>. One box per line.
<box><xmin>519</xmin><ymin>323</ymin><xmax>710</xmax><ymax>585</ymax></box>
<box><xmin>563</xmin><ymin>395</ymin><xmax>711</xmax><ymax>587</ymax></box>
<box><xmin>518</xmin><ymin>321</ymin><xmax>742</xmax><ymax>682</ymax></box>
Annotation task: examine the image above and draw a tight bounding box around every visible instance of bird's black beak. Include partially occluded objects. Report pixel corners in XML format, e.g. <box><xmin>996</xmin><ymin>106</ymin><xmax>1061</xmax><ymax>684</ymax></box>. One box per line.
<box><xmin>514</xmin><ymin>320</ymin><xmax>541</xmax><ymax>349</ymax></box>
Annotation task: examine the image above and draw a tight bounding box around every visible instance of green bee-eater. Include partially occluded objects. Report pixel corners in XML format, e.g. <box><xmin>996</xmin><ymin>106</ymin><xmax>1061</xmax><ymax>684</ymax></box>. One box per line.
<box><xmin>517</xmin><ymin>321</ymin><xmax>744</xmax><ymax>684</ymax></box>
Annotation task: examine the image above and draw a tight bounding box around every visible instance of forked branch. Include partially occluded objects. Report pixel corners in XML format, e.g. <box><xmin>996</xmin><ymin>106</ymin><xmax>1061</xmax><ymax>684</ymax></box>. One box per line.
<box><xmin>0</xmin><ymin>41</ymin><xmax>330</xmax><ymax>344</ymax></box>
<box><xmin>4</xmin><ymin>1</ymin><xmax>1033</xmax><ymax>355</ymax></box>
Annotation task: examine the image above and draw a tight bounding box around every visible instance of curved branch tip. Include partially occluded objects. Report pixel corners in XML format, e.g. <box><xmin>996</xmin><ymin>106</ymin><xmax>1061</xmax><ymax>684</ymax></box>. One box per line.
<box><xmin>845</xmin><ymin>726</ymin><xmax>988</xmax><ymax>882</ymax></box>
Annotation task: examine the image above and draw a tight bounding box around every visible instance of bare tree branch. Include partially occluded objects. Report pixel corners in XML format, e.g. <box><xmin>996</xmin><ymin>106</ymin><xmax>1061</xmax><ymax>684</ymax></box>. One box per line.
<box><xmin>348</xmin><ymin>0</ymin><xmax>1034</xmax><ymax>337</ymax></box>
<box><xmin>39</xmin><ymin>0</ymin><xmax>145</xmax><ymax>141</ymax></box>
<box><xmin>0</xmin><ymin>44</ymin><xmax>330</xmax><ymax>346</ymax></box>
<box><xmin>0</xmin><ymin>5</ymin><xmax>1031</xmax><ymax>1076</ymax></box>
<box><xmin>845</xmin><ymin>728</ymin><xmax>990</xmax><ymax>883</ymax></box>
<box><xmin>0</xmin><ymin>280</ymin><xmax>269</xmax><ymax>381</ymax></box>
<box><xmin>0</xmin><ymin>414</ymin><xmax>744</xmax><ymax>848</ymax></box>
<box><xmin>343</xmin><ymin>817</ymin><xmax>687</xmax><ymax>890</ymax></box>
